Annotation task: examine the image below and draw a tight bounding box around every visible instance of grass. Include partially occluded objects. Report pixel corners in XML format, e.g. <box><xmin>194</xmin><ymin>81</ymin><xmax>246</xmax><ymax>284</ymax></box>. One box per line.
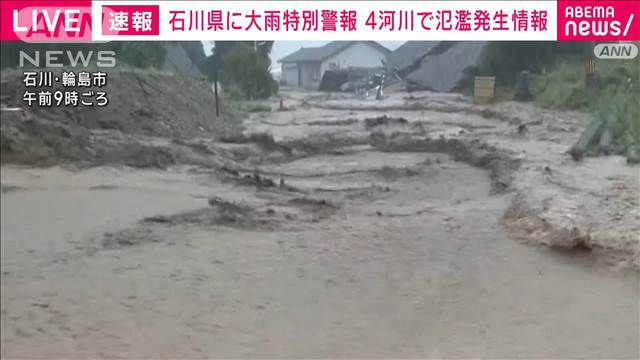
<box><xmin>242</xmin><ymin>102</ymin><xmax>272</xmax><ymax>113</ymax></box>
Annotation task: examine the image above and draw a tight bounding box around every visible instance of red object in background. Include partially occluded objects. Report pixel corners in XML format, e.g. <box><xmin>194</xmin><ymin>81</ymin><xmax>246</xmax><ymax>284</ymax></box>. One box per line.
<box><xmin>557</xmin><ymin>0</ymin><xmax>640</xmax><ymax>40</ymax></box>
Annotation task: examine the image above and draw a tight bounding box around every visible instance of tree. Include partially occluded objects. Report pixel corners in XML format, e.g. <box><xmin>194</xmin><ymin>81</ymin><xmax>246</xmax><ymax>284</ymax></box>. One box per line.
<box><xmin>478</xmin><ymin>42</ymin><xmax>589</xmax><ymax>85</ymax></box>
<box><xmin>203</xmin><ymin>41</ymin><xmax>277</xmax><ymax>100</ymax></box>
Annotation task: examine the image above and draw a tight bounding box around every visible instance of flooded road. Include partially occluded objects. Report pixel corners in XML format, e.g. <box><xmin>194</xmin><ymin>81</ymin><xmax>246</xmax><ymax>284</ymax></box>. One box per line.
<box><xmin>1</xmin><ymin>91</ymin><xmax>639</xmax><ymax>358</ymax></box>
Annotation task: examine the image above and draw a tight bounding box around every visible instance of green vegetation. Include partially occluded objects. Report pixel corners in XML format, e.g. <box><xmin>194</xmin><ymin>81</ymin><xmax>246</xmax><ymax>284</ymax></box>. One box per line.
<box><xmin>111</xmin><ymin>42</ymin><xmax>166</xmax><ymax>69</ymax></box>
<box><xmin>531</xmin><ymin>58</ymin><xmax>640</xmax><ymax>147</ymax></box>
<box><xmin>476</xmin><ymin>41</ymin><xmax>639</xmax><ymax>148</ymax></box>
<box><xmin>219</xmin><ymin>43</ymin><xmax>278</xmax><ymax>100</ymax></box>
<box><xmin>479</xmin><ymin>42</ymin><xmax>589</xmax><ymax>86</ymax></box>
<box><xmin>241</xmin><ymin>102</ymin><xmax>272</xmax><ymax>113</ymax></box>
<box><xmin>530</xmin><ymin>60</ymin><xmax>588</xmax><ymax>109</ymax></box>
<box><xmin>204</xmin><ymin>41</ymin><xmax>278</xmax><ymax>100</ymax></box>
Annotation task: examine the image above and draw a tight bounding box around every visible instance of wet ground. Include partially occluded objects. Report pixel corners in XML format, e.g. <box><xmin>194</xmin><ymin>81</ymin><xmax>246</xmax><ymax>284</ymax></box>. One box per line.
<box><xmin>1</xmin><ymin>89</ymin><xmax>639</xmax><ymax>358</ymax></box>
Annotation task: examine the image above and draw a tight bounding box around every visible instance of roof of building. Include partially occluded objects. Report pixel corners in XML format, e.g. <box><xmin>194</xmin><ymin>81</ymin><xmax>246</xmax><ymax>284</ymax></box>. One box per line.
<box><xmin>405</xmin><ymin>41</ymin><xmax>489</xmax><ymax>92</ymax></box>
<box><xmin>278</xmin><ymin>41</ymin><xmax>390</xmax><ymax>63</ymax></box>
<box><xmin>387</xmin><ymin>41</ymin><xmax>439</xmax><ymax>72</ymax></box>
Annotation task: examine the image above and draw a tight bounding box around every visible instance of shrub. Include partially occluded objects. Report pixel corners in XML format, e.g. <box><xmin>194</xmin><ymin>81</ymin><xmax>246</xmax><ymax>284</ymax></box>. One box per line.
<box><xmin>530</xmin><ymin>61</ymin><xmax>589</xmax><ymax>109</ymax></box>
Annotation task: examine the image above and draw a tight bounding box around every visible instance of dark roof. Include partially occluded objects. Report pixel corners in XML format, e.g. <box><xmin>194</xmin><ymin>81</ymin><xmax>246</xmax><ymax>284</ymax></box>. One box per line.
<box><xmin>278</xmin><ymin>41</ymin><xmax>390</xmax><ymax>63</ymax></box>
<box><xmin>405</xmin><ymin>41</ymin><xmax>489</xmax><ymax>92</ymax></box>
<box><xmin>388</xmin><ymin>41</ymin><xmax>439</xmax><ymax>72</ymax></box>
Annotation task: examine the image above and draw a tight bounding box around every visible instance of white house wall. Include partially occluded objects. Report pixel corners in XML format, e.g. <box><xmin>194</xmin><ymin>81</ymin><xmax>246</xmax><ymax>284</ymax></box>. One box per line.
<box><xmin>281</xmin><ymin>63</ymin><xmax>298</xmax><ymax>86</ymax></box>
<box><xmin>299</xmin><ymin>62</ymin><xmax>321</xmax><ymax>89</ymax></box>
<box><xmin>320</xmin><ymin>42</ymin><xmax>387</xmax><ymax>76</ymax></box>
<box><xmin>280</xmin><ymin>62</ymin><xmax>320</xmax><ymax>88</ymax></box>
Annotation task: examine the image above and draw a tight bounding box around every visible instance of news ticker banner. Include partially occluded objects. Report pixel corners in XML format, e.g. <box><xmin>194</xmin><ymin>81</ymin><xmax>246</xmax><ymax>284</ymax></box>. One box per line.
<box><xmin>1</xmin><ymin>1</ymin><xmax>638</xmax><ymax>42</ymax></box>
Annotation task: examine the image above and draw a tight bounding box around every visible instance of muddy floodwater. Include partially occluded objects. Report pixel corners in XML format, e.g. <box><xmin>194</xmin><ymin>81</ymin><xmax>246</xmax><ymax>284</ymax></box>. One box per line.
<box><xmin>1</xmin><ymin>91</ymin><xmax>639</xmax><ymax>358</ymax></box>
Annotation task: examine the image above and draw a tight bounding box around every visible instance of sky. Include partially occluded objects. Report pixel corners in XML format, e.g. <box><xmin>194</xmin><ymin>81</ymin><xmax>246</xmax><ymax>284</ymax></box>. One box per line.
<box><xmin>203</xmin><ymin>41</ymin><xmax>404</xmax><ymax>71</ymax></box>
<box><xmin>270</xmin><ymin>41</ymin><xmax>403</xmax><ymax>70</ymax></box>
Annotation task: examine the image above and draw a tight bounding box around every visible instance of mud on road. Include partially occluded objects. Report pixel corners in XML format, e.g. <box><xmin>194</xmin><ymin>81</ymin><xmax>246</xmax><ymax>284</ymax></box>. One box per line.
<box><xmin>1</xmin><ymin>88</ymin><xmax>639</xmax><ymax>358</ymax></box>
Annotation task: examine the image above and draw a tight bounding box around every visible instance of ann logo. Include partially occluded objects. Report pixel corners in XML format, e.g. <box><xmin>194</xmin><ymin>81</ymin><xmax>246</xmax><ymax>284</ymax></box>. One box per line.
<box><xmin>595</xmin><ymin>43</ymin><xmax>639</xmax><ymax>59</ymax></box>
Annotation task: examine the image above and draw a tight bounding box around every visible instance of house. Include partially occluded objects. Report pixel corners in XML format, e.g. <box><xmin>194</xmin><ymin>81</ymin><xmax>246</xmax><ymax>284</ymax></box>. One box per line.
<box><xmin>388</xmin><ymin>41</ymin><xmax>489</xmax><ymax>92</ymax></box>
<box><xmin>278</xmin><ymin>41</ymin><xmax>390</xmax><ymax>89</ymax></box>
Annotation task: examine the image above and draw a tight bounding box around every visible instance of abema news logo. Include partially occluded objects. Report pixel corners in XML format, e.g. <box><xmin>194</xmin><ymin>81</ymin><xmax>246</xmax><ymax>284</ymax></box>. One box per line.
<box><xmin>558</xmin><ymin>0</ymin><xmax>639</xmax><ymax>40</ymax></box>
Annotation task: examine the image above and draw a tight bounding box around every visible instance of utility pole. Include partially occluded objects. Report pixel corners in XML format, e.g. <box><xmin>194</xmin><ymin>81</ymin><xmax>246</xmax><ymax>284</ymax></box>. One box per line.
<box><xmin>211</xmin><ymin>43</ymin><xmax>220</xmax><ymax>118</ymax></box>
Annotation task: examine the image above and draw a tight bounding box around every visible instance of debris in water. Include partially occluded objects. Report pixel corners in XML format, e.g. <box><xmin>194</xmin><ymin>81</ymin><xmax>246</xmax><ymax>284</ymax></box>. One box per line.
<box><xmin>364</xmin><ymin>115</ymin><xmax>409</xmax><ymax>128</ymax></box>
